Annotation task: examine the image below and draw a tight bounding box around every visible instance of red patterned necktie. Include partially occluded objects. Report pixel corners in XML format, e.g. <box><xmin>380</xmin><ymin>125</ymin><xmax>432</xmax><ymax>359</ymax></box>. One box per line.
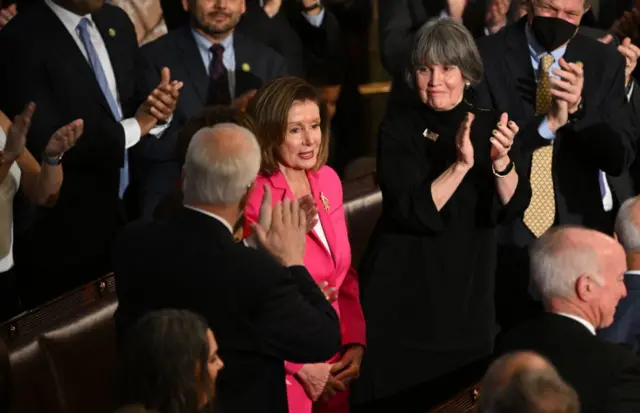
<box><xmin>208</xmin><ymin>44</ymin><xmax>231</xmax><ymax>105</ymax></box>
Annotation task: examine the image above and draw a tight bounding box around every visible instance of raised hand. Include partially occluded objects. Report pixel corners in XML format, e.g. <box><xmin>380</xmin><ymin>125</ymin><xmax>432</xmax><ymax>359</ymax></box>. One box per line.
<box><xmin>250</xmin><ymin>198</ymin><xmax>307</xmax><ymax>267</ymax></box>
<box><xmin>455</xmin><ymin>112</ymin><xmax>475</xmax><ymax>170</ymax></box>
<box><xmin>2</xmin><ymin>102</ymin><xmax>34</xmax><ymax>164</ymax></box>
<box><xmin>298</xmin><ymin>194</ymin><xmax>318</xmax><ymax>233</ymax></box>
<box><xmin>550</xmin><ymin>58</ymin><xmax>584</xmax><ymax>114</ymax></box>
<box><xmin>490</xmin><ymin>112</ymin><xmax>518</xmax><ymax>164</ymax></box>
<box><xmin>44</xmin><ymin>119</ymin><xmax>84</xmax><ymax>159</ymax></box>
<box><xmin>136</xmin><ymin>67</ymin><xmax>184</xmax><ymax>135</ymax></box>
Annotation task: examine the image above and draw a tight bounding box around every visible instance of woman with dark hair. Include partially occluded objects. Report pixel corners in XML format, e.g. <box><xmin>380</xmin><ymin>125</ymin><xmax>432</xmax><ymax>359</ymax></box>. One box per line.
<box><xmin>350</xmin><ymin>18</ymin><xmax>531</xmax><ymax>412</ymax></box>
<box><xmin>118</xmin><ymin>309</ymin><xmax>223</xmax><ymax>413</ymax></box>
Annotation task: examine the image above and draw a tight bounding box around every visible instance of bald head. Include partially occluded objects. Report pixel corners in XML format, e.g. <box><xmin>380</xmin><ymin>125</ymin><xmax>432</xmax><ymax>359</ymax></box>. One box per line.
<box><xmin>615</xmin><ymin>196</ymin><xmax>640</xmax><ymax>254</ymax></box>
<box><xmin>183</xmin><ymin>123</ymin><xmax>261</xmax><ymax>206</ymax></box>
<box><xmin>479</xmin><ymin>352</ymin><xmax>579</xmax><ymax>413</ymax></box>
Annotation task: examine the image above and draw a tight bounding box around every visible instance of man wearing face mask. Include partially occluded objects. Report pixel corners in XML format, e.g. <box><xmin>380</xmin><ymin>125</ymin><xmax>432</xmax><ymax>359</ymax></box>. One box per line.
<box><xmin>474</xmin><ymin>0</ymin><xmax>638</xmax><ymax>330</ymax></box>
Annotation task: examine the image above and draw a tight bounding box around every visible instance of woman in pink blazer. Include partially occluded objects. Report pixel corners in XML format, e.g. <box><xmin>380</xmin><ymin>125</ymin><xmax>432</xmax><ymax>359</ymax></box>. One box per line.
<box><xmin>244</xmin><ymin>77</ymin><xmax>366</xmax><ymax>413</ymax></box>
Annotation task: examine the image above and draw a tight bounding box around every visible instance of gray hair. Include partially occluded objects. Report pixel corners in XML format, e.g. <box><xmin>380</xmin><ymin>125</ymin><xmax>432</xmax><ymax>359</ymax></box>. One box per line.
<box><xmin>406</xmin><ymin>18</ymin><xmax>484</xmax><ymax>88</ymax></box>
<box><xmin>615</xmin><ymin>197</ymin><xmax>640</xmax><ymax>253</ymax></box>
<box><xmin>480</xmin><ymin>353</ymin><xmax>579</xmax><ymax>413</ymax></box>
<box><xmin>183</xmin><ymin>123</ymin><xmax>261</xmax><ymax>205</ymax></box>
<box><xmin>530</xmin><ymin>227</ymin><xmax>603</xmax><ymax>300</ymax></box>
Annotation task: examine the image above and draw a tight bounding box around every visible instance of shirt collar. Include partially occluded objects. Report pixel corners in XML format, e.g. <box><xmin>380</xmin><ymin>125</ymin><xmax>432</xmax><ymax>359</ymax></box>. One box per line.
<box><xmin>45</xmin><ymin>0</ymin><xmax>93</xmax><ymax>32</ymax></box>
<box><xmin>524</xmin><ymin>21</ymin><xmax>567</xmax><ymax>63</ymax></box>
<box><xmin>191</xmin><ymin>28</ymin><xmax>234</xmax><ymax>54</ymax></box>
<box><xmin>626</xmin><ymin>270</ymin><xmax>640</xmax><ymax>276</ymax></box>
<box><xmin>184</xmin><ymin>205</ymin><xmax>234</xmax><ymax>234</ymax></box>
<box><xmin>555</xmin><ymin>312</ymin><xmax>596</xmax><ymax>335</ymax></box>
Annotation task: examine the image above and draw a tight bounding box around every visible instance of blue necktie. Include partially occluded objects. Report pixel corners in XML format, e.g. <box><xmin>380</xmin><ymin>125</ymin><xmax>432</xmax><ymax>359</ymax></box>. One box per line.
<box><xmin>77</xmin><ymin>18</ymin><xmax>129</xmax><ymax>198</ymax></box>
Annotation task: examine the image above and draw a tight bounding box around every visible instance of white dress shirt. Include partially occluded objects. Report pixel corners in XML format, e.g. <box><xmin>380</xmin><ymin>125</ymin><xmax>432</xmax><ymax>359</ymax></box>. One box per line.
<box><xmin>555</xmin><ymin>312</ymin><xmax>596</xmax><ymax>335</ymax></box>
<box><xmin>0</xmin><ymin>129</ymin><xmax>21</xmax><ymax>273</ymax></box>
<box><xmin>44</xmin><ymin>0</ymin><xmax>168</xmax><ymax>148</ymax></box>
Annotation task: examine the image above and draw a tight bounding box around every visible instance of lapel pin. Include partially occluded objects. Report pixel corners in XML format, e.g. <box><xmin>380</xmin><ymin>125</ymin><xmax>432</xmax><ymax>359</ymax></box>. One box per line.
<box><xmin>320</xmin><ymin>192</ymin><xmax>330</xmax><ymax>212</ymax></box>
<box><xmin>241</xmin><ymin>63</ymin><xmax>251</xmax><ymax>72</ymax></box>
<box><xmin>423</xmin><ymin>128</ymin><xmax>439</xmax><ymax>142</ymax></box>
<box><xmin>108</xmin><ymin>28</ymin><xmax>116</xmax><ymax>37</ymax></box>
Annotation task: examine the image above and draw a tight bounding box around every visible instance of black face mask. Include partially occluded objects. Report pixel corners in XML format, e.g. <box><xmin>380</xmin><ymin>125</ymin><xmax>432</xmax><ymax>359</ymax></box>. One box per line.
<box><xmin>531</xmin><ymin>16</ymin><xmax>578</xmax><ymax>52</ymax></box>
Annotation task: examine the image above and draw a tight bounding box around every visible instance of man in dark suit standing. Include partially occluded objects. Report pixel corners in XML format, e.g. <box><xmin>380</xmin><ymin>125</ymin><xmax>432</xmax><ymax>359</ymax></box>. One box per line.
<box><xmin>115</xmin><ymin>123</ymin><xmax>341</xmax><ymax>413</ymax></box>
<box><xmin>474</xmin><ymin>0</ymin><xmax>638</xmax><ymax>329</ymax></box>
<box><xmin>0</xmin><ymin>0</ymin><xmax>182</xmax><ymax>307</ymax></box>
<box><xmin>496</xmin><ymin>226</ymin><xmax>640</xmax><ymax>413</ymax></box>
<box><xmin>134</xmin><ymin>0</ymin><xmax>288</xmax><ymax>217</ymax></box>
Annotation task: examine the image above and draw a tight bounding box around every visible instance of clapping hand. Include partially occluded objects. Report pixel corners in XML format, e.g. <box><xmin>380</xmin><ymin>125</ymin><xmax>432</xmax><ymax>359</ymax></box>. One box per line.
<box><xmin>2</xmin><ymin>102</ymin><xmax>34</xmax><ymax>164</ymax></box>
<box><xmin>455</xmin><ymin>112</ymin><xmax>475</xmax><ymax>170</ymax></box>
<box><xmin>550</xmin><ymin>58</ymin><xmax>584</xmax><ymax>114</ymax></box>
<box><xmin>298</xmin><ymin>194</ymin><xmax>318</xmax><ymax>233</ymax></box>
<box><xmin>490</xmin><ymin>113</ymin><xmax>518</xmax><ymax>164</ymax></box>
<box><xmin>251</xmin><ymin>190</ymin><xmax>307</xmax><ymax>267</ymax></box>
<box><xmin>136</xmin><ymin>67</ymin><xmax>184</xmax><ymax>135</ymax></box>
<box><xmin>0</xmin><ymin>4</ymin><xmax>16</xmax><ymax>30</ymax></box>
<box><xmin>599</xmin><ymin>34</ymin><xmax>640</xmax><ymax>87</ymax></box>
<box><xmin>44</xmin><ymin>119</ymin><xmax>84</xmax><ymax>159</ymax></box>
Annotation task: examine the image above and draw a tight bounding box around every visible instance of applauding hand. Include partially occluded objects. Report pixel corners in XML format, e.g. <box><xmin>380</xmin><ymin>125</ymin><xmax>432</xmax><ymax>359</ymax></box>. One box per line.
<box><xmin>455</xmin><ymin>112</ymin><xmax>475</xmax><ymax>170</ymax></box>
<box><xmin>2</xmin><ymin>102</ymin><xmax>34</xmax><ymax>164</ymax></box>
<box><xmin>136</xmin><ymin>67</ymin><xmax>184</xmax><ymax>135</ymax></box>
<box><xmin>490</xmin><ymin>112</ymin><xmax>518</xmax><ymax>169</ymax></box>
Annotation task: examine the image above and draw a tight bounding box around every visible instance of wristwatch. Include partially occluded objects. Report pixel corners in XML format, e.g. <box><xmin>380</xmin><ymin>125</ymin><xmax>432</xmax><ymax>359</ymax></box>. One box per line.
<box><xmin>42</xmin><ymin>152</ymin><xmax>63</xmax><ymax>166</ymax></box>
<box><xmin>300</xmin><ymin>0</ymin><xmax>321</xmax><ymax>12</ymax></box>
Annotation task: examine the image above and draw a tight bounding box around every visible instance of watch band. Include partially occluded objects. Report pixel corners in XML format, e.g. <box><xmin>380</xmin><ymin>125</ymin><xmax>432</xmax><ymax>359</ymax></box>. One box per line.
<box><xmin>42</xmin><ymin>153</ymin><xmax>63</xmax><ymax>166</ymax></box>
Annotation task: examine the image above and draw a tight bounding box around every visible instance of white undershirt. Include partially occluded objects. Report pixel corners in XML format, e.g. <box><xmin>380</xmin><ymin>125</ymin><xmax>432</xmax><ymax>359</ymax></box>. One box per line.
<box><xmin>0</xmin><ymin>129</ymin><xmax>21</xmax><ymax>272</ymax></box>
<box><xmin>312</xmin><ymin>218</ymin><xmax>331</xmax><ymax>257</ymax></box>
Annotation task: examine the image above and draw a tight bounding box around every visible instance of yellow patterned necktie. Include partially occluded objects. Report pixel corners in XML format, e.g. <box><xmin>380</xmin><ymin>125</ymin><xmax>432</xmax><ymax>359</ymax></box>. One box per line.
<box><xmin>523</xmin><ymin>54</ymin><xmax>556</xmax><ymax>238</ymax></box>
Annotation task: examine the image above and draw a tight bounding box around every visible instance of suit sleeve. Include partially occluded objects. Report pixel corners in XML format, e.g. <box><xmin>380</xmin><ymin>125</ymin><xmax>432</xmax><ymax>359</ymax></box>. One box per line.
<box><xmin>254</xmin><ymin>262</ymin><xmax>341</xmax><ymax>363</ymax></box>
<box><xmin>606</xmin><ymin>360</ymin><xmax>640</xmax><ymax>413</ymax></box>
<box><xmin>377</xmin><ymin>110</ymin><xmax>446</xmax><ymax>234</ymax></box>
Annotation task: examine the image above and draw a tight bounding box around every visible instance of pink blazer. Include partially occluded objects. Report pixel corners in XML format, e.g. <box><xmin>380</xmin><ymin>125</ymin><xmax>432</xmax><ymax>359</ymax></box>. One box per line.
<box><xmin>244</xmin><ymin>166</ymin><xmax>366</xmax><ymax>413</ymax></box>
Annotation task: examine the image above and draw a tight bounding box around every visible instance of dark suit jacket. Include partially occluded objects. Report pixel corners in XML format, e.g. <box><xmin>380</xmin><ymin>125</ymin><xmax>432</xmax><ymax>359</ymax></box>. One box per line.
<box><xmin>133</xmin><ymin>27</ymin><xmax>287</xmax><ymax>217</ymax></box>
<box><xmin>476</xmin><ymin>18</ymin><xmax>637</xmax><ymax>237</ymax></box>
<box><xmin>0</xmin><ymin>3</ymin><xmax>141</xmax><ymax>305</ymax></box>
<box><xmin>114</xmin><ymin>207</ymin><xmax>341</xmax><ymax>413</ymax></box>
<box><xmin>497</xmin><ymin>313</ymin><xmax>640</xmax><ymax>413</ymax></box>
<box><xmin>599</xmin><ymin>273</ymin><xmax>640</xmax><ymax>355</ymax></box>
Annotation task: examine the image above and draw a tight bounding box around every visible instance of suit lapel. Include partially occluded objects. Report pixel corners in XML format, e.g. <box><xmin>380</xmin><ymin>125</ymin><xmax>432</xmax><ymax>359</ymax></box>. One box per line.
<box><xmin>504</xmin><ymin>18</ymin><xmax>536</xmax><ymax>120</ymax></box>
<box><xmin>308</xmin><ymin>171</ymin><xmax>338</xmax><ymax>267</ymax></box>
<box><xmin>233</xmin><ymin>34</ymin><xmax>266</xmax><ymax>96</ymax></box>
<box><xmin>177</xmin><ymin>27</ymin><xmax>209</xmax><ymax>105</ymax></box>
<box><xmin>41</xmin><ymin>5</ymin><xmax>114</xmax><ymax>118</ymax></box>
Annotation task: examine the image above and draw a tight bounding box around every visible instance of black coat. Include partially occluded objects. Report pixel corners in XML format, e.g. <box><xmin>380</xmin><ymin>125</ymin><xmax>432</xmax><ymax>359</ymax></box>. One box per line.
<box><xmin>114</xmin><ymin>207</ymin><xmax>341</xmax><ymax>413</ymax></box>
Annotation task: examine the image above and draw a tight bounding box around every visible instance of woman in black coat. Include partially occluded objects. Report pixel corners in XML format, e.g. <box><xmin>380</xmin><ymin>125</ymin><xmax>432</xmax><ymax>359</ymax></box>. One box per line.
<box><xmin>350</xmin><ymin>18</ymin><xmax>532</xmax><ymax>412</ymax></box>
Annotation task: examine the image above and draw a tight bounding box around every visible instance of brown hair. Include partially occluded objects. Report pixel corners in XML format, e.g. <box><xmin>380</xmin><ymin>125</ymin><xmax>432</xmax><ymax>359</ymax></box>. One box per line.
<box><xmin>246</xmin><ymin>76</ymin><xmax>330</xmax><ymax>176</ymax></box>
<box><xmin>175</xmin><ymin>105</ymin><xmax>256</xmax><ymax>166</ymax></box>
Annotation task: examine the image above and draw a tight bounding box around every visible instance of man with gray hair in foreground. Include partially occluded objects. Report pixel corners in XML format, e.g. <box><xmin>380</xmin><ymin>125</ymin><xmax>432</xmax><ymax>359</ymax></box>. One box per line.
<box><xmin>599</xmin><ymin>195</ymin><xmax>640</xmax><ymax>353</ymax></box>
<box><xmin>478</xmin><ymin>351</ymin><xmax>579</xmax><ymax>413</ymax></box>
<box><xmin>114</xmin><ymin>123</ymin><xmax>341</xmax><ymax>413</ymax></box>
<box><xmin>496</xmin><ymin>226</ymin><xmax>640</xmax><ymax>413</ymax></box>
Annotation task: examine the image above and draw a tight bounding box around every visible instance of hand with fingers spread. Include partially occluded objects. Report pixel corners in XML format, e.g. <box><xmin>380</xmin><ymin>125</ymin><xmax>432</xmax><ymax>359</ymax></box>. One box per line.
<box><xmin>455</xmin><ymin>112</ymin><xmax>475</xmax><ymax>170</ymax></box>
<box><xmin>250</xmin><ymin>197</ymin><xmax>307</xmax><ymax>267</ymax></box>
<box><xmin>2</xmin><ymin>102</ymin><xmax>34</xmax><ymax>164</ymax></box>
<box><xmin>298</xmin><ymin>194</ymin><xmax>319</xmax><ymax>233</ymax></box>
<box><xmin>136</xmin><ymin>67</ymin><xmax>184</xmax><ymax>135</ymax></box>
<box><xmin>490</xmin><ymin>113</ymin><xmax>519</xmax><ymax>170</ymax></box>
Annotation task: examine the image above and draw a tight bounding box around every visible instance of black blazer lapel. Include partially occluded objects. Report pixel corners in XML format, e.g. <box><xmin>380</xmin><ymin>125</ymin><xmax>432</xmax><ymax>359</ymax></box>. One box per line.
<box><xmin>504</xmin><ymin>18</ymin><xmax>536</xmax><ymax>120</ymax></box>
<box><xmin>41</xmin><ymin>5</ymin><xmax>115</xmax><ymax>119</ymax></box>
<box><xmin>233</xmin><ymin>33</ymin><xmax>267</xmax><ymax>96</ymax></box>
<box><xmin>177</xmin><ymin>27</ymin><xmax>209</xmax><ymax>105</ymax></box>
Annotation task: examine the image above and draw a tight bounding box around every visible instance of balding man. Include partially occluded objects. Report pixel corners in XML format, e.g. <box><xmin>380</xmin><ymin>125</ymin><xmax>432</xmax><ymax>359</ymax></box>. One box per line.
<box><xmin>479</xmin><ymin>351</ymin><xmax>579</xmax><ymax>413</ymax></box>
<box><xmin>496</xmin><ymin>226</ymin><xmax>640</xmax><ymax>413</ymax></box>
<box><xmin>114</xmin><ymin>123</ymin><xmax>341</xmax><ymax>413</ymax></box>
<box><xmin>599</xmin><ymin>196</ymin><xmax>640</xmax><ymax>353</ymax></box>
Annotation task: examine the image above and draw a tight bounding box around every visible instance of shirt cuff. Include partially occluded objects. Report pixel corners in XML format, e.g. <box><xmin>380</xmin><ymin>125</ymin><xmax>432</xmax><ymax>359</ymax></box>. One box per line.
<box><xmin>120</xmin><ymin>118</ymin><xmax>142</xmax><ymax>149</ymax></box>
<box><xmin>538</xmin><ymin>118</ymin><xmax>557</xmax><ymax>140</ymax></box>
<box><xmin>302</xmin><ymin>7</ymin><xmax>325</xmax><ymax>27</ymax></box>
<box><xmin>148</xmin><ymin>115</ymin><xmax>173</xmax><ymax>138</ymax></box>
<box><xmin>627</xmin><ymin>80</ymin><xmax>635</xmax><ymax>102</ymax></box>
